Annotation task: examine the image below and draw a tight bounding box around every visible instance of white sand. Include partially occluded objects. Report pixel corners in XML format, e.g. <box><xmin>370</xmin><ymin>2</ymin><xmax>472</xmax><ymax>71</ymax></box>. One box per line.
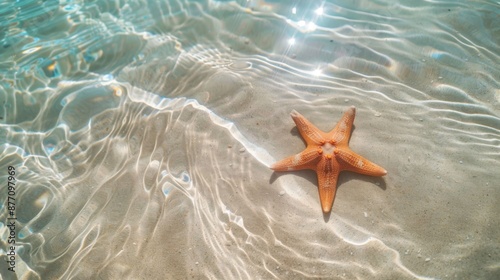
<box><xmin>4</xmin><ymin>1</ymin><xmax>500</xmax><ymax>279</ymax></box>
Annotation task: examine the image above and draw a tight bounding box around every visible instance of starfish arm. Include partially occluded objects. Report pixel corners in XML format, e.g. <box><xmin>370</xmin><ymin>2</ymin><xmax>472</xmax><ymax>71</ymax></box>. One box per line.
<box><xmin>335</xmin><ymin>148</ymin><xmax>387</xmax><ymax>176</ymax></box>
<box><xmin>327</xmin><ymin>106</ymin><xmax>355</xmax><ymax>145</ymax></box>
<box><xmin>290</xmin><ymin>110</ymin><xmax>327</xmax><ymax>145</ymax></box>
<box><xmin>316</xmin><ymin>157</ymin><xmax>340</xmax><ymax>213</ymax></box>
<box><xmin>271</xmin><ymin>147</ymin><xmax>321</xmax><ymax>171</ymax></box>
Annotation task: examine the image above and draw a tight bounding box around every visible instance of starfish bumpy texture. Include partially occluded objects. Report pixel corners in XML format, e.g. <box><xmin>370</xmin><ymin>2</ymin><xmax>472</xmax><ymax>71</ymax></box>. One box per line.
<box><xmin>271</xmin><ymin>106</ymin><xmax>387</xmax><ymax>214</ymax></box>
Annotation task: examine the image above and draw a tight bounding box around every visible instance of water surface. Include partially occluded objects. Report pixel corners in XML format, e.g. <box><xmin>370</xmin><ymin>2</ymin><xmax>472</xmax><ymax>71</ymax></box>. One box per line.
<box><xmin>0</xmin><ymin>0</ymin><xmax>499</xmax><ymax>279</ymax></box>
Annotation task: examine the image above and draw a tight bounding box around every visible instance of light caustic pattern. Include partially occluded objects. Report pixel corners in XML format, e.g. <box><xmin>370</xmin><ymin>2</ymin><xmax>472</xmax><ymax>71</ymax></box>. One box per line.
<box><xmin>0</xmin><ymin>0</ymin><xmax>499</xmax><ymax>279</ymax></box>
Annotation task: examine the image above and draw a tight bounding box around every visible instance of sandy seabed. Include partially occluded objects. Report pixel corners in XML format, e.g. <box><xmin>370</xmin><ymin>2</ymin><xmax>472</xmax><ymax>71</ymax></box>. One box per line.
<box><xmin>1</xmin><ymin>0</ymin><xmax>499</xmax><ymax>279</ymax></box>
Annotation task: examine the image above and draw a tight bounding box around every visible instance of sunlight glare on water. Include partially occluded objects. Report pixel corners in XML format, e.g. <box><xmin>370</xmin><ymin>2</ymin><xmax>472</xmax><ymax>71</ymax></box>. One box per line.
<box><xmin>0</xmin><ymin>0</ymin><xmax>499</xmax><ymax>279</ymax></box>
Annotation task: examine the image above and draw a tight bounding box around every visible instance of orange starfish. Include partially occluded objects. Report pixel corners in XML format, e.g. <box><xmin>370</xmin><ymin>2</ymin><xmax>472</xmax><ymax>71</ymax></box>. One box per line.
<box><xmin>271</xmin><ymin>106</ymin><xmax>387</xmax><ymax>213</ymax></box>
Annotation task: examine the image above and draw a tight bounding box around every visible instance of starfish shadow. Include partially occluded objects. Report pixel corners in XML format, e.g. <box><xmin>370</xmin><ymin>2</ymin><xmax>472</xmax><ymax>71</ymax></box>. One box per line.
<box><xmin>269</xmin><ymin>169</ymin><xmax>316</xmax><ymax>185</ymax></box>
<box><xmin>323</xmin><ymin>211</ymin><xmax>332</xmax><ymax>222</ymax></box>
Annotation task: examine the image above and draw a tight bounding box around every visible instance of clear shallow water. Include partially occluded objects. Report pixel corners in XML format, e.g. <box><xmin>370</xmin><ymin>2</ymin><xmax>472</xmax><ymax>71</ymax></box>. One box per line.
<box><xmin>0</xmin><ymin>0</ymin><xmax>499</xmax><ymax>279</ymax></box>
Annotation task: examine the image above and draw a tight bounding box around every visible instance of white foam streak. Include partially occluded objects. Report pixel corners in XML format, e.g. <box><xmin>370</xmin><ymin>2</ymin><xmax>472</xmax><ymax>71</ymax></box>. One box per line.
<box><xmin>128</xmin><ymin>86</ymin><xmax>276</xmax><ymax>167</ymax></box>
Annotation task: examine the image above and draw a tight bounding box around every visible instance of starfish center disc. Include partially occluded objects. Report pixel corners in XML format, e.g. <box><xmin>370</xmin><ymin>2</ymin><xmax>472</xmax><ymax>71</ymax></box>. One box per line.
<box><xmin>321</xmin><ymin>142</ymin><xmax>335</xmax><ymax>157</ymax></box>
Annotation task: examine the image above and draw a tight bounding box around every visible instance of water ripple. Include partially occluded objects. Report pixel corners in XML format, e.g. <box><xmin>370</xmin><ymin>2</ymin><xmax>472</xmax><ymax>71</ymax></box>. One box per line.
<box><xmin>1</xmin><ymin>0</ymin><xmax>499</xmax><ymax>279</ymax></box>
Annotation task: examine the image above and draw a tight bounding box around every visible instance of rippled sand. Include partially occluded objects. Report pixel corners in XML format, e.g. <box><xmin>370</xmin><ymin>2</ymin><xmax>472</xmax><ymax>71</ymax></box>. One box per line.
<box><xmin>1</xmin><ymin>0</ymin><xmax>499</xmax><ymax>279</ymax></box>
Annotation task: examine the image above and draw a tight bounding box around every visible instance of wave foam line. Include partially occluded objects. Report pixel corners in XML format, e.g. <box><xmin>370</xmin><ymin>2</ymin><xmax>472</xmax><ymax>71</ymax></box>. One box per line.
<box><xmin>127</xmin><ymin>86</ymin><xmax>276</xmax><ymax>167</ymax></box>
